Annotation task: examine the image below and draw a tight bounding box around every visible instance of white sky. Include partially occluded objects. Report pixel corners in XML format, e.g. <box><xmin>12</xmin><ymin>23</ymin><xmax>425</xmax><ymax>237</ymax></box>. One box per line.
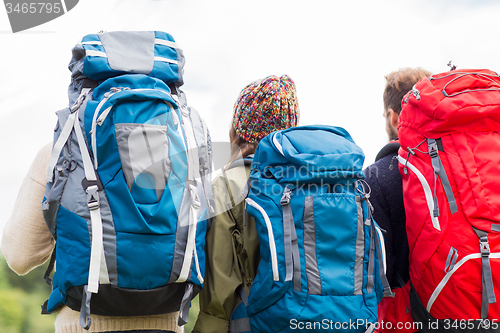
<box><xmin>1</xmin><ymin>0</ymin><xmax>500</xmax><ymax>239</ymax></box>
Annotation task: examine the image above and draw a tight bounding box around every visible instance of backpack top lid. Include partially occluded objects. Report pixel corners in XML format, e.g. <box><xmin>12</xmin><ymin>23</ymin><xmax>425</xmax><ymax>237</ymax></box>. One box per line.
<box><xmin>68</xmin><ymin>31</ymin><xmax>184</xmax><ymax>105</ymax></box>
<box><xmin>399</xmin><ymin>69</ymin><xmax>500</xmax><ymax>138</ymax></box>
<box><xmin>252</xmin><ymin>125</ymin><xmax>365</xmax><ymax>184</ymax></box>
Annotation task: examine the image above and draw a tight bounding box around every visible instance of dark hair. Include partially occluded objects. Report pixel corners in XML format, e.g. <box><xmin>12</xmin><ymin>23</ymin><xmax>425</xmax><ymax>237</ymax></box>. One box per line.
<box><xmin>383</xmin><ymin>67</ymin><xmax>432</xmax><ymax>115</ymax></box>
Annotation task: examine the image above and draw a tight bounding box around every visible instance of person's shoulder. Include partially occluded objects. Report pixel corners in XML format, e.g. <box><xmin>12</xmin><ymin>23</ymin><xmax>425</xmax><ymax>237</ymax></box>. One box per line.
<box><xmin>364</xmin><ymin>143</ymin><xmax>400</xmax><ymax>187</ymax></box>
<box><xmin>375</xmin><ymin>141</ymin><xmax>400</xmax><ymax>162</ymax></box>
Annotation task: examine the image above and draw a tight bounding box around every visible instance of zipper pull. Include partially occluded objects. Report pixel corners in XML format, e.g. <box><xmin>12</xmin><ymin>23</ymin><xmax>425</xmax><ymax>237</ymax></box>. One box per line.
<box><xmin>389</xmin><ymin>155</ymin><xmax>398</xmax><ymax>170</ymax></box>
<box><xmin>97</xmin><ymin>107</ymin><xmax>112</xmax><ymax>126</ymax></box>
<box><xmin>412</xmin><ymin>88</ymin><xmax>421</xmax><ymax>100</ymax></box>
<box><xmin>403</xmin><ymin>150</ymin><xmax>414</xmax><ymax>175</ymax></box>
<box><xmin>103</xmin><ymin>87</ymin><xmax>129</xmax><ymax>98</ymax></box>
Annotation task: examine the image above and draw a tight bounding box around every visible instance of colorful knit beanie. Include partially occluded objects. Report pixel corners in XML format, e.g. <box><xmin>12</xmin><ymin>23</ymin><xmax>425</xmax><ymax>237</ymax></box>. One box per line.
<box><xmin>232</xmin><ymin>75</ymin><xmax>300</xmax><ymax>143</ymax></box>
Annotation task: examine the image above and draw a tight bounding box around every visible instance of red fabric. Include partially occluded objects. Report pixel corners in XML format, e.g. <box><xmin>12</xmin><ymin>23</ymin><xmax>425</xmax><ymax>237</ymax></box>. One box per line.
<box><xmin>399</xmin><ymin>69</ymin><xmax>500</xmax><ymax>138</ymax></box>
<box><xmin>398</xmin><ymin>69</ymin><xmax>500</xmax><ymax>320</ymax></box>
<box><xmin>376</xmin><ymin>282</ymin><xmax>417</xmax><ymax>333</ymax></box>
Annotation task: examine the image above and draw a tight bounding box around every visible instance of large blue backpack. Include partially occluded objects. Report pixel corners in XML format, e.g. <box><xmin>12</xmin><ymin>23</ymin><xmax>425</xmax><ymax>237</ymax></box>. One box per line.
<box><xmin>244</xmin><ymin>126</ymin><xmax>391</xmax><ymax>332</ymax></box>
<box><xmin>41</xmin><ymin>31</ymin><xmax>213</xmax><ymax>329</ymax></box>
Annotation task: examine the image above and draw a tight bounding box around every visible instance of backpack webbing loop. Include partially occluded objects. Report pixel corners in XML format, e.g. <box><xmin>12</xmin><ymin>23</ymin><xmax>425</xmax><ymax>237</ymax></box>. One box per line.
<box><xmin>79</xmin><ymin>285</ymin><xmax>92</xmax><ymax>330</ymax></box>
<box><xmin>44</xmin><ymin>248</ymin><xmax>57</xmax><ymax>285</ymax></box>
<box><xmin>178</xmin><ymin>283</ymin><xmax>194</xmax><ymax>326</ymax></box>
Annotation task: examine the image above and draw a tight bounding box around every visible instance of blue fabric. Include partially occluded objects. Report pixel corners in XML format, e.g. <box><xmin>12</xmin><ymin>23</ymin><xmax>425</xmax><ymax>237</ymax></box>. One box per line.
<box><xmin>81</xmin><ymin>31</ymin><xmax>180</xmax><ymax>84</ymax></box>
<box><xmin>55</xmin><ymin>206</ymin><xmax>91</xmax><ymax>294</ymax></box>
<box><xmin>251</xmin><ymin>126</ymin><xmax>365</xmax><ymax>185</ymax></box>
<box><xmin>44</xmin><ymin>32</ymin><xmax>210</xmax><ymax>327</ymax></box>
<box><xmin>245</xmin><ymin>126</ymin><xmax>383</xmax><ymax>332</ymax></box>
<box><xmin>46</xmin><ymin>206</ymin><xmax>90</xmax><ymax>312</ymax></box>
<box><xmin>84</xmin><ymin>75</ymin><xmax>193</xmax><ymax>289</ymax></box>
<box><xmin>114</xmin><ymin>231</ymin><xmax>176</xmax><ymax>289</ymax></box>
<box><xmin>230</xmin><ymin>302</ymin><xmax>252</xmax><ymax>333</ymax></box>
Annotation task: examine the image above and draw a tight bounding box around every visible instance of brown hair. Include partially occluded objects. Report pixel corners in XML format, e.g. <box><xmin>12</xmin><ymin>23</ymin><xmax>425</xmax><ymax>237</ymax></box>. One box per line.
<box><xmin>383</xmin><ymin>67</ymin><xmax>432</xmax><ymax>115</ymax></box>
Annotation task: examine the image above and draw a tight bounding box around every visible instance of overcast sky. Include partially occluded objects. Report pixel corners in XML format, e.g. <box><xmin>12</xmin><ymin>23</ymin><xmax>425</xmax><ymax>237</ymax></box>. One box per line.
<box><xmin>1</xmin><ymin>0</ymin><xmax>500</xmax><ymax>240</ymax></box>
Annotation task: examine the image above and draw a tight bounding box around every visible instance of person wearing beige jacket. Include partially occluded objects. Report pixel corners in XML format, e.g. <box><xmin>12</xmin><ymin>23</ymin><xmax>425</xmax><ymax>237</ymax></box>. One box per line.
<box><xmin>1</xmin><ymin>143</ymin><xmax>181</xmax><ymax>333</ymax></box>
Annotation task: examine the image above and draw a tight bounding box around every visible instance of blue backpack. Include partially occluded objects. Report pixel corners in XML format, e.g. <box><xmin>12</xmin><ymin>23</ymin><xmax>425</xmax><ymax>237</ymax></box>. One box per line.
<box><xmin>244</xmin><ymin>125</ymin><xmax>391</xmax><ymax>332</ymax></box>
<box><xmin>41</xmin><ymin>31</ymin><xmax>213</xmax><ymax>329</ymax></box>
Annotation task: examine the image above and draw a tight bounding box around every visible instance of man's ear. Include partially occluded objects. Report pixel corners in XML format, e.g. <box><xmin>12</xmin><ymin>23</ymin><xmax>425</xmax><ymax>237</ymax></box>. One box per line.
<box><xmin>390</xmin><ymin>109</ymin><xmax>399</xmax><ymax>129</ymax></box>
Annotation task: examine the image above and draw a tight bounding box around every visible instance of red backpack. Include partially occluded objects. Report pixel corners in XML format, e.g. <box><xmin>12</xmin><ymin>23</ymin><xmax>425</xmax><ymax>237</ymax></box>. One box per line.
<box><xmin>398</xmin><ymin>69</ymin><xmax>500</xmax><ymax>331</ymax></box>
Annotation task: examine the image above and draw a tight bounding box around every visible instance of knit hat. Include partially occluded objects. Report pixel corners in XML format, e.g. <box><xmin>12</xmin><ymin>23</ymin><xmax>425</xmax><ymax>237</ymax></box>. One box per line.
<box><xmin>232</xmin><ymin>75</ymin><xmax>300</xmax><ymax>143</ymax></box>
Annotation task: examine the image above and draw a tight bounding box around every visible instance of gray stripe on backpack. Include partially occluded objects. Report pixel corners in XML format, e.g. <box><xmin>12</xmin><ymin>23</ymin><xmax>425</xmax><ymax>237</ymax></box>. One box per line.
<box><xmin>280</xmin><ymin>188</ymin><xmax>301</xmax><ymax>291</ymax></box>
<box><xmin>444</xmin><ymin>247</ymin><xmax>458</xmax><ymax>273</ymax></box>
<box><xmin>168</xmin><ymin>187</ymin><xmax>193</xmax><ymax>283</ymax></box>
<box><xmin>366</xmin><ymin>217</ymin><xmax>375</xmax><ymax>294</ymax></box>
<box><xmin>354</xmin><ymin>196</ymin><xmax>365</xmax><ymax>295</ymax></box>
<box><xmin>303</xmin><ymin>196</ymin><xmax>322</xmax><ymax>295</ymax></box>
<box><xmin>281</xmin><ymin>188</ymin><xmax>294</xmax><ymax>282</ymax></box>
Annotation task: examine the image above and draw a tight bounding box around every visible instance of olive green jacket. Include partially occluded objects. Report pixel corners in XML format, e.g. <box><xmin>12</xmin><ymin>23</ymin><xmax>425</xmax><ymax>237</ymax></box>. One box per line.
<box><xmin>193</xmin><ymin>160</ymin><xmax>260</xmax><ymax>333</ymax></box>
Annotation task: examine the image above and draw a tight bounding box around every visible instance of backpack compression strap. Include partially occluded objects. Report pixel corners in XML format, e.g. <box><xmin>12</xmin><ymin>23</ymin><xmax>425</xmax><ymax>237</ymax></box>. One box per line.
<box><xmin>46</xmin><ymin>88</ymin><xmax>92</xmax><ymax>183</ymax></box>
<box><xmin>74</xmin><ymin>103</ymin><xmax>105</xmax><ymax>330</ymax></box>
<box><xmin>473</xmin><ymin>228</ymin><xmax>497</xmax><ymax>319</ymax></box>
<box><xmin>427</xmin><ymin>139</ymin><xmax>458</xmax><ymax>217</ymax></box>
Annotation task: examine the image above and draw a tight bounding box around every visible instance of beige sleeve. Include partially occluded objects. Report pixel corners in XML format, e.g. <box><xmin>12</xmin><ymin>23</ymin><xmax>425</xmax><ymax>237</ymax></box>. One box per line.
<box><xmin>1</xmin><ymin>143</ymin><xmax>55</xmax><ymax>276</ymax></box>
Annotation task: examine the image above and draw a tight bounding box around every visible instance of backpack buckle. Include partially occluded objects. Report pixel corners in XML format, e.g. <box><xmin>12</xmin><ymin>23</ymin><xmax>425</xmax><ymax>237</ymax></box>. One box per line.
<box><xmin>86</xmin><ymin>185</ymin><xmax>100</xmax><ymax>211</ymax></box>
<box><xmin>428</xmin><ymin>143</ymin><xmax>439</xmax><ymax>159</ymax></box>
<box><xmin>480</xmin><ymin>237</ymin><xmax>490</xmax><ymax>257</ymax></box>
<box><xmin>280</xmin><ymin>188</ymin><xmax>291</xmax><ymax>206</ymax></box>
<box><xmin>71</xmin><ymin>90</ymin><xmax>90</xmax><ymax>112</ymax></box>
<box><xmin>189</xmin><ymin>184</ymin><xmax>201</xmax><ymax>209</ymax></box>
